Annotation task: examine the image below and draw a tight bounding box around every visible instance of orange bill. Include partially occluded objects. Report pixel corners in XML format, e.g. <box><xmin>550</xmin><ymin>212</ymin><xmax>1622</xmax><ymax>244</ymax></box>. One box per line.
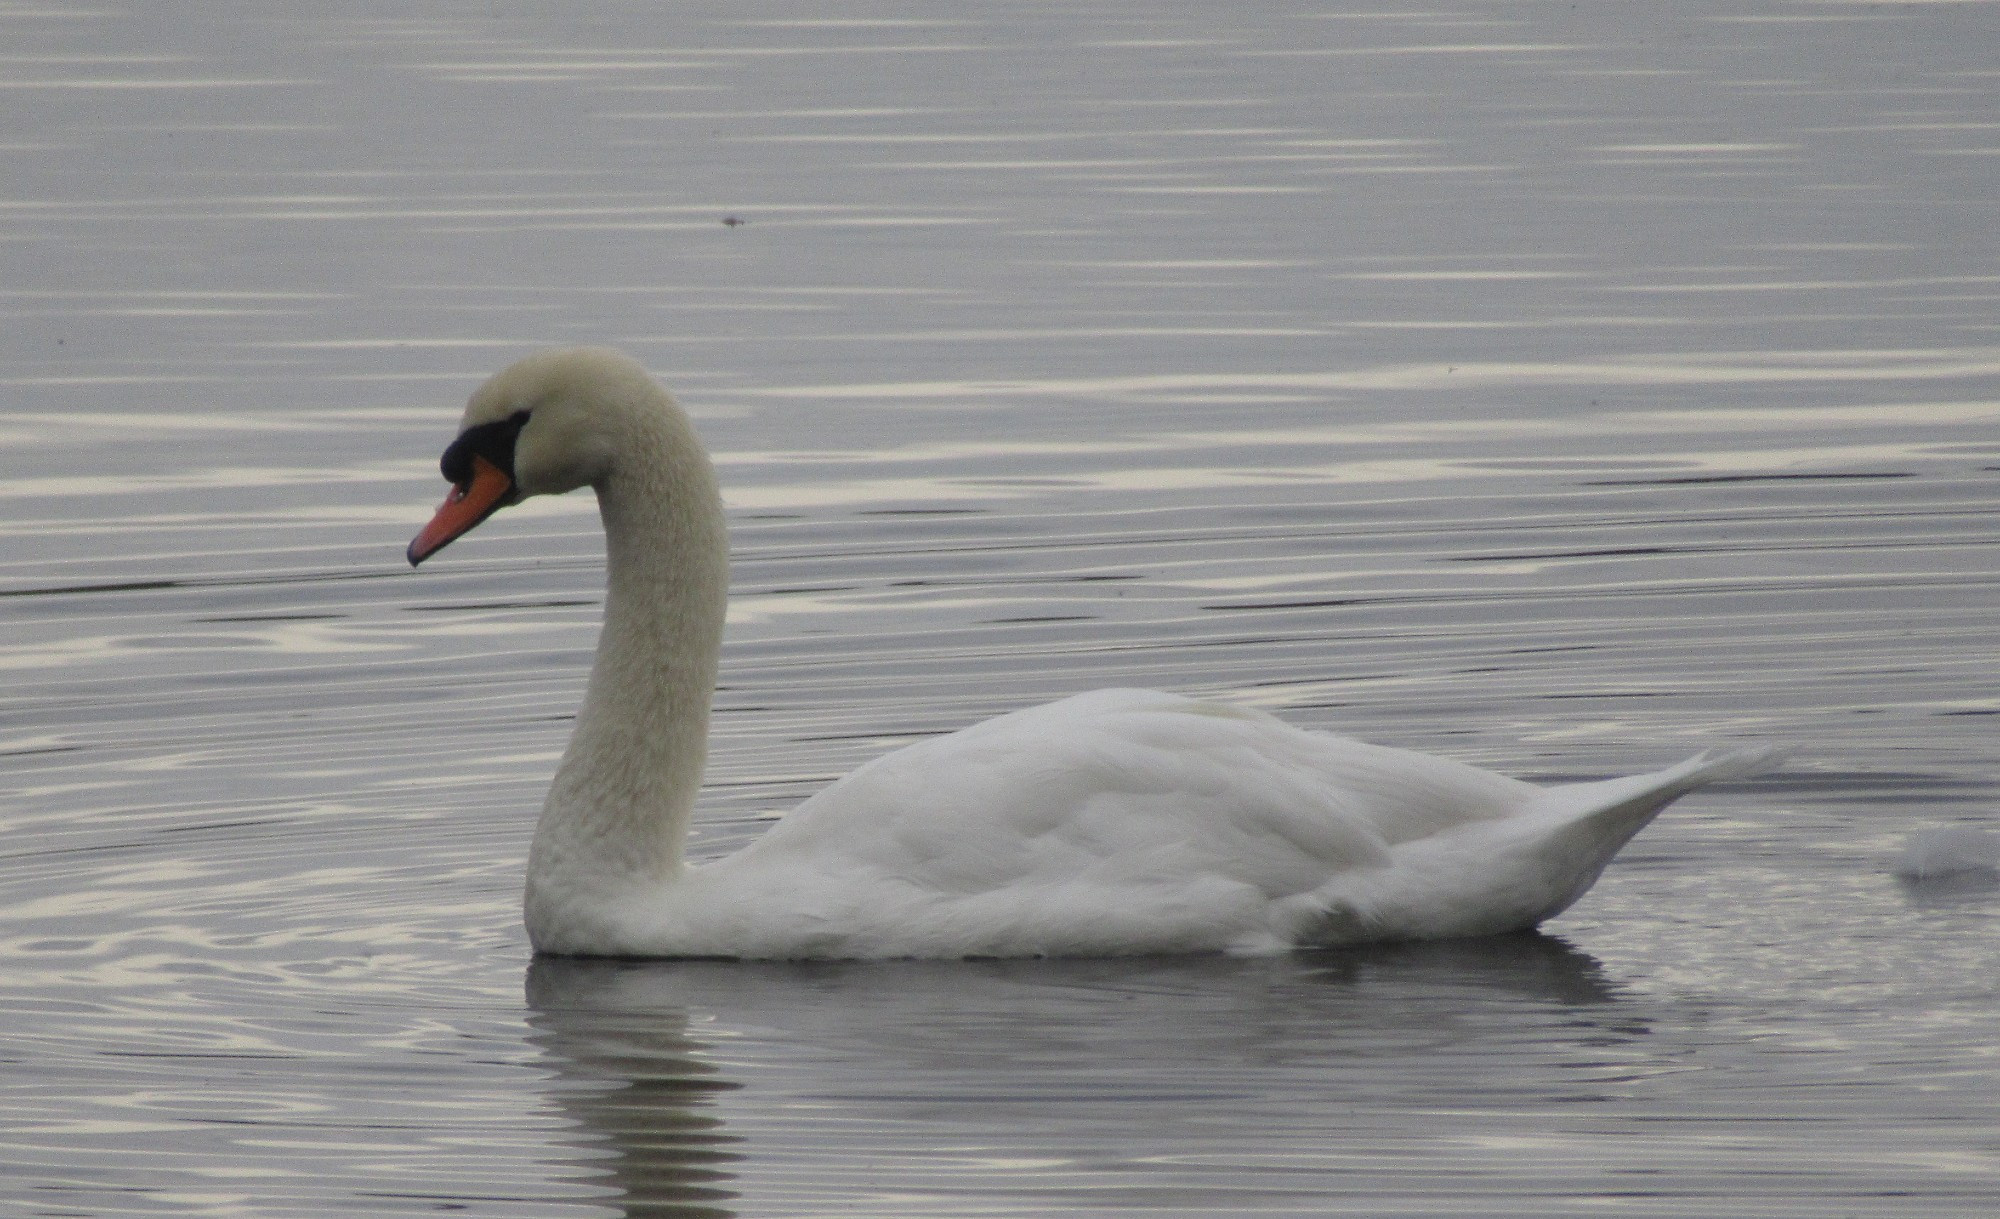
<box><xmin>407</xmin><ymin>454</ymin><xmax>514</xmax><ymax>566</ymax></box>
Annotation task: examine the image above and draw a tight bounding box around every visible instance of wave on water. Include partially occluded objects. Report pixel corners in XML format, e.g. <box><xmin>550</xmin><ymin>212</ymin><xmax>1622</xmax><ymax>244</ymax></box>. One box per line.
<box><xmin>1893</xmin><ymin>826</ymin><xmax>2000</xmax><ymax>883</ymax></box>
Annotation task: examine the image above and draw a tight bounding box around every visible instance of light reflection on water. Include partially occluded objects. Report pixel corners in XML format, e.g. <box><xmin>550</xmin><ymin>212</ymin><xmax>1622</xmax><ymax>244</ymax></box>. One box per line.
<box><xmin>3</xmin><ymin>0</ymin><xmax>1999</xmax><ymax>1214</ymax></box>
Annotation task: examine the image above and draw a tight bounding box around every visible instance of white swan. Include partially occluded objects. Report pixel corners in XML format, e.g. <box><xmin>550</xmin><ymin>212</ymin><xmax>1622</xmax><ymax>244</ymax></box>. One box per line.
<box><xmin>409</xmin><ymin>347</ymin><xmax>1779</xmax><ymax>959</ymax></box>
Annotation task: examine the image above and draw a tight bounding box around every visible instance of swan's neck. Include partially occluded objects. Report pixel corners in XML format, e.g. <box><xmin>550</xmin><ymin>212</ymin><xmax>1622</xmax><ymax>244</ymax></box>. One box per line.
<box><xmin>525</xmin><ymin>422</ymin><xmax>728</xmax><ymax>926</ymax></box>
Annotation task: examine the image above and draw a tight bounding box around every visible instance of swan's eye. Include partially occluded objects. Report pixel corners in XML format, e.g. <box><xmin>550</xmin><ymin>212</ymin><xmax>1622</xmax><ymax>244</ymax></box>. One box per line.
<box><xmin>440</xmin><ymin>409</ymin><xmax>530</xmax><ymax>488</ymax></box>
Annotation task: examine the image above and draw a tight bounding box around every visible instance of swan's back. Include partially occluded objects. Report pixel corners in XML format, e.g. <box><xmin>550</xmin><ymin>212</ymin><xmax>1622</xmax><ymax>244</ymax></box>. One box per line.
<box><xmin>752</xmin><ymin>689</ymin><xmax>1531</xmax><ymax>874</ymax></box>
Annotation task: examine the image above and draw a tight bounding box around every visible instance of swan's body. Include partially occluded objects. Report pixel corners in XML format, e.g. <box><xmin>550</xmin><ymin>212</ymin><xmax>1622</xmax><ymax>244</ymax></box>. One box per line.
<box><xmin>410</xmin><ymin>347</ymin><xmax>1778</xmax><ymax>959</ymax></box>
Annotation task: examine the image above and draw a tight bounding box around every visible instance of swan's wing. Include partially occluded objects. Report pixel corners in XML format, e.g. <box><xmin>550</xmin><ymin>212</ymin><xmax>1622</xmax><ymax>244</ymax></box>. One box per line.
<box><xmin>670</xmin><ymin>692</ymin><xmax>1768</xmax><ymax>957</ymax></box>
<box><xmin>722</xmin><ymin>689</ymin><xmax>1536</xmax><ymax>902</ymax></box>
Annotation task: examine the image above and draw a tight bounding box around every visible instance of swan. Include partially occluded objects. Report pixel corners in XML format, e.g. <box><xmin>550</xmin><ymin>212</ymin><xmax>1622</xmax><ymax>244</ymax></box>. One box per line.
<box><xmin>408</xmin><ymin>347</ymin><xmax>1779</xmax><ymax>959</ymax></box>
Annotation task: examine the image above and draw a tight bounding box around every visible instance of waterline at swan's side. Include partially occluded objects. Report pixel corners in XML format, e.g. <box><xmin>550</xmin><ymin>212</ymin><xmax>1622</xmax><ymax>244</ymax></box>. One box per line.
<box><xmin>408</xmin><ymin>347</ymin><xmax>1780</xmax><ymax>960</ymax></box>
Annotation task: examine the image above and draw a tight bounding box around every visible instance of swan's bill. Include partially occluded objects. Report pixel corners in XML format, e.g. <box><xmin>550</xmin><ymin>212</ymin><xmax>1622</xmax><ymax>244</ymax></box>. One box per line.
<box><xmin>408</xmin><ymin>454</ymin><xmax>513</xmax><ymax>566</ymax></box>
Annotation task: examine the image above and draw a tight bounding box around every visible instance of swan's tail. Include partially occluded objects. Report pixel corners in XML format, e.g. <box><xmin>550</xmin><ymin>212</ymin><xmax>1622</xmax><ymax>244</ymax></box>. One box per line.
<box><xmin>1516</xmin><ymin>744</ymin><xmax>1789</xmax><ymax>922</ymax></box>
<box><xmin>1343</xmin><ymin>744</ymin><xmax>1787</xmax><ymax>942</ymax></box>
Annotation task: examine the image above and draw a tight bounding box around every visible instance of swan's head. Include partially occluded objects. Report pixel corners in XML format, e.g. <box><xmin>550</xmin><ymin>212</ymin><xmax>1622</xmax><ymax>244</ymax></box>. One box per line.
<box><xmin>407</xmin><ymin>347</ymin><xmax>668</xmax><ymax>565</ymax></box>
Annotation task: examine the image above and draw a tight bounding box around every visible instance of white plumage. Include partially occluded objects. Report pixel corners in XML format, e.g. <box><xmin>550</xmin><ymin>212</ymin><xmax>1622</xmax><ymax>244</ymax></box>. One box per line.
<box><xmin>408</xmin><ymin>347</ymin><xmax>1779</xmax><ymax>960</ymax></box>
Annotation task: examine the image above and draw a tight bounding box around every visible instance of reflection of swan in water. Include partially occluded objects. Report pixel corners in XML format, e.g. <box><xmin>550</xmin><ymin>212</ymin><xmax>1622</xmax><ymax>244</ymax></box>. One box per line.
<box><xmin>530</xmin><ymin>932</ymin><xmax>1625</xmax><ymax>1053</ymax></box>
<box><xmin>524</xmin><ymin>969</ymin><xmax>742</xmax><ymax>1218</ymax></box>
<box><xmin>524</xmin><ymin>934</ymin><xmax>1636</xmax><ymax>1215</ymax></box>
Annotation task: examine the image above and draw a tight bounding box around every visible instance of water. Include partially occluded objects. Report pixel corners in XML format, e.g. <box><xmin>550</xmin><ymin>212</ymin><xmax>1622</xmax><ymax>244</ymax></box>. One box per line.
<box><xmin>3</xmin><ymin>0</ymin><xmax>1998</xmax><ymax>1213</ymax></box>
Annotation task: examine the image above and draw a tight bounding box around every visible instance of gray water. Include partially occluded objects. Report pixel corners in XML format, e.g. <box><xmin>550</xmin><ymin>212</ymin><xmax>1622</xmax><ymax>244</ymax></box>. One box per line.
<box><xmin>4</xmin><ymin>1</ymin><xmax>1999</xmax><ymax>1214</ymax></box>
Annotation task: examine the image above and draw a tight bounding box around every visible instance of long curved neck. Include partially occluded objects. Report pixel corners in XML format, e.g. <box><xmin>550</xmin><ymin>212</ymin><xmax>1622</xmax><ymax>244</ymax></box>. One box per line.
<box><xmin>526</xmin><ymin>415</ymin><xmax>729</xmax><ymax>911</ymax></box>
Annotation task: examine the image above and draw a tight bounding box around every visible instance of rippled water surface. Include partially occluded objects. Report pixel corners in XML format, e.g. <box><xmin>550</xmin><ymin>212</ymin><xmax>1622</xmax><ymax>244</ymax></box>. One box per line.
<box><xmin>4</xmin><ymin>1</ymin><xmax>1999</xmax><ymax>1214</ymax></box>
